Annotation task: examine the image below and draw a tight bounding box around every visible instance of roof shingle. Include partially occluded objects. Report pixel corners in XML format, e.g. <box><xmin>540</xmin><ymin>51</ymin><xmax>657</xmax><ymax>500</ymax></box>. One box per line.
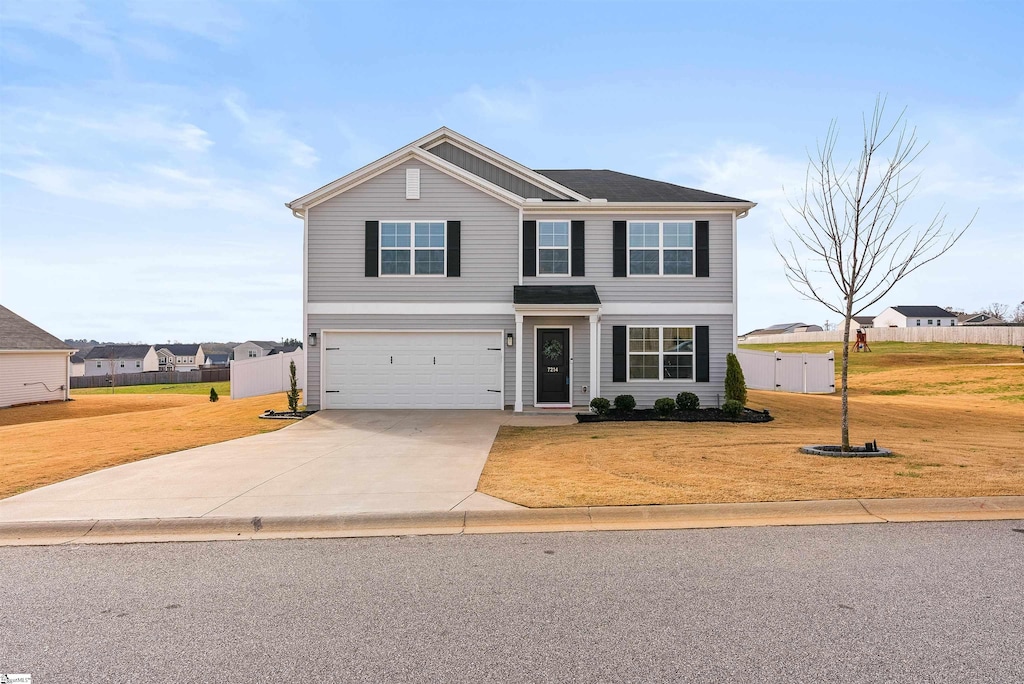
<box><xmin>0</xmin><ymin>305</ymin><xmax>73</xmax><ymax>351</ymax></box>
<box><xmin>534</xmin><ymin>169</ymin><xmax>749</xmax><ymax>203</ymax></box>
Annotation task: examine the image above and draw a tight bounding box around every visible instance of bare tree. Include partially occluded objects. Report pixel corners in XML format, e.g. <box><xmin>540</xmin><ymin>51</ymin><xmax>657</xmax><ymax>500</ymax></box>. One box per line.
<box><xmin>979</xmin><ymin>303</ymin><xmax>1009</xmax><ymax>320</ymax></box>
<box><xmin>1010</xmin><ymin>302</ymin><xmax>1024</xmax><ymax>324</ymax></box>
<box><xmin>775</xmin><ymin>97</ymin><xmax>973</xmax><ymax>451</ymax></box>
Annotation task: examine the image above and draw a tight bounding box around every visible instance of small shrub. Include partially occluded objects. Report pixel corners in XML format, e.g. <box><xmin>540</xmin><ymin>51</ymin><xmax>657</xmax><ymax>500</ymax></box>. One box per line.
<box><xmin>209</xmin><ymin>387</ymin><xmax>219</xmax><ymax>402</ymax></box>
<box><xmin>722</xmin><ymin>399</ymin><xmax>743</xmax><ymax>417</ymax></box>
<box><xmin>287</xmin><ymin>360</ymin><xmax>300</xmax><ymax>412</ymax></box>
<box><xmin>725</xmin><ymin>353</ymin><xmax>747</xmax><ymax>405</ymax></box>
<box><xmin>654</xmin><ymin>397</ymin><xmax>676</xmax><ymax>417</ymax></box>
<box><xmin>590</xmin><ymin>397</ymin><xmax>611</xmax><ymax>415</ymax></box>
<box><xmin>675</xmin><ymin>391</ymin><xmax>700</xmax><ymax>411</ymax></box>
<box><xmin>613</xmin><ymin>394</ymin><xmax>636</xmax><ymax>412</ymax></box>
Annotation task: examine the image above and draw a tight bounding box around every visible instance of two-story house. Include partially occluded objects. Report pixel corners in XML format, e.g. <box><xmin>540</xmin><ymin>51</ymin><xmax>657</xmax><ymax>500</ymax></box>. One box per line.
<box><xmin>84</xmin><ymin>345</ymin><xmax>158</xmax><ymax>375</ymax></box>
<box><xmin>874</xmin><ymin>306</ymin><xmax>957</xmax><ymax>328</ymax></box>
<box><xmin>156</xmin><ymin>344</ymin><xmax>206</xmax><ymax>372</ymax></box>
<box><xmin>287</xmin><ymin>128</ymin><xmax>755</xmax><ymax>412</ymax></box>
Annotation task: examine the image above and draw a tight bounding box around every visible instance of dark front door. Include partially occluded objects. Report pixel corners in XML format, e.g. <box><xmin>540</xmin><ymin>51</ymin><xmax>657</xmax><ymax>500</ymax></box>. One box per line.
<box><xmin>536</xmin><ymin>328</ymin><xmax>570</xmax><ymax>404</ymax></box>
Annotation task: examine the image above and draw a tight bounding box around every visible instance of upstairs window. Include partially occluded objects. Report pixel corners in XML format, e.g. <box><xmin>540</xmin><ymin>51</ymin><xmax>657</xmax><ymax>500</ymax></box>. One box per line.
<box><xmin>628</xmin><ymin>221</ymin><xmax>694</xmax><ymax>276</ymax></box>
<box><xmin>381</xmin><ymin>221</ymin><xmax>445</xmax><ymax>276</ymax></box>
<box><xmin>537</xmin><ymin>221</ymin><xmax>570</xmax><ymax>275</ymax></box>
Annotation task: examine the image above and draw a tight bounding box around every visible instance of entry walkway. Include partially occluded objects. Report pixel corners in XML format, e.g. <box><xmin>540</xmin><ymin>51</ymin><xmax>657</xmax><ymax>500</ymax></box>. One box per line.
<box><xmin>0</xmin><ymin>410</ymin><xmax>574</xmax><ymax>522</ymax></box>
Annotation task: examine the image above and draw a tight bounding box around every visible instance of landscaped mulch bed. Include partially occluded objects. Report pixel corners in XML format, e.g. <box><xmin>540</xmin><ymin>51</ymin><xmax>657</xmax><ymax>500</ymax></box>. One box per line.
<box><xmin>576</xmin><ymin>408</ymin><xmax>772</xmax><ymax>423</ymax></box>
<box><xmin>259</xmin><ymin>410</ymin><xmax>318</xmax><ymax>420</ymax></box>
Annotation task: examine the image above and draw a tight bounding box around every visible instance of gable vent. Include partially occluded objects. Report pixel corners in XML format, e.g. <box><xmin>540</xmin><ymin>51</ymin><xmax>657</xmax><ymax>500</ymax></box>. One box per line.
<box><xmin>406</xmin><ymin>168</ymin><xmax>420</xmax><ymax>200</ymax></box>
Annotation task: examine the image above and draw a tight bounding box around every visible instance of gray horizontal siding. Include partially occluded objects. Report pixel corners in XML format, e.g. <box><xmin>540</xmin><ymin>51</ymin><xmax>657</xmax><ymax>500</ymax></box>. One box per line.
<box><xmin>308</xmin><ymin>160</ymin><xmax>519</xmax><ymax>302</ymax></box>
<box><xmin>523</xmin><ymin>213</ymin><xmax>734</xmax><ymax>303</ymax></box>
<box><xmin>599</xmin><ymin>314</ymin><xmax>733</xmax><ymax>408</ymax></box>
<box><xmin>522</xmin><ymin>317</ymin><xmax>590</xmax><ymax>407</ymax></box>
<box><xmin>427</xmin><ymin>142</ymin><xmax>562</xmax><ymax>200</ymax></box>
<box><xmin>307</xmin><ymin>314</ymin><xmax>515</xmax><ymax>410</ymax></box>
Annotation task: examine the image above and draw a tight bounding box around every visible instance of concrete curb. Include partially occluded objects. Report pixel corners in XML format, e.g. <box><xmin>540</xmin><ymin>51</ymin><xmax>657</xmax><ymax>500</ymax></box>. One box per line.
<box><xmin>0</xmin><ymin>496</ymin><xmax>1021</xmax><ymax>546</ymax></box>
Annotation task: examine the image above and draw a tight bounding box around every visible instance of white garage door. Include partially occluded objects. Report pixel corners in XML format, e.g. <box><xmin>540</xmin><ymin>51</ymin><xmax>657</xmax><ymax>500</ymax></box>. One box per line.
<box><xmin>322</xmin><ymin>331</ymin><xmax>504</xmax><ymax>409</ymax></box>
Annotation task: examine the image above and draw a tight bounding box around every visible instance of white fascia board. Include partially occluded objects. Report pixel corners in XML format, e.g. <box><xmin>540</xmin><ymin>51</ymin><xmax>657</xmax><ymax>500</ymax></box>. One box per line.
<box><xmin>523</xmin><ymin>202</ymin><xmax>757</xmax><ymax>215</ymax></box>
<box><xmin>294</xmin><ymin>148</ymin><xmax>525</xmax><ymax>211</ymax></box>
<box><xmin>421</xmin><ymin>131</ymin><xmax>591</xmax><ymax>202</ymax></box>
<box><xmin>0</xmin><ymin>348</ymin><xmax>76</xmax><ymax>354</ymax></box>
<box><xmin>513</xmin><ymin>303</ymin><xmax>601</xmax><ymax>313</ymax></box>
<box><xmin>308</xmin><ymin>302</ymin><xmax>515</xmax><ymax>315</ymax></box>
<box><xmin>601</xmin><ymin>302</ymin><xmax>734</xmax><ymax>316</ymax></box>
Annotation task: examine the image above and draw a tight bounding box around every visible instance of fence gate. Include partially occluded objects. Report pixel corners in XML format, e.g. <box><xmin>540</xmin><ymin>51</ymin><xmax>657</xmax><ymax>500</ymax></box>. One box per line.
<box><xmin>736</xmin><ymin>349</ymin><xmax>835</xmax><ymax>394</ymax></box>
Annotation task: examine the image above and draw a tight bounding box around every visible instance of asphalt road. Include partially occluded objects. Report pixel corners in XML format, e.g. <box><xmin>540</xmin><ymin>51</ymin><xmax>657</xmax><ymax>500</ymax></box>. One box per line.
<box><xmin>3</xmin><ymin>521</ymin><xmax>1023</xmax><ymax>683</ymax></box>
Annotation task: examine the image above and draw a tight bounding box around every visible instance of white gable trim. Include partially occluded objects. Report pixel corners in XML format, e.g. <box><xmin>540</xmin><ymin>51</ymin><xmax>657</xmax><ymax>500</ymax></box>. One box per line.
<box><xmin>419</xmin><ymin>129</ymin><xmax>590</xmax><ymax>202</ymax></box>
<box><xmin>289</xmin><ymin>147</ymin><xmax>527</xmax><ymax>211</ymax></box>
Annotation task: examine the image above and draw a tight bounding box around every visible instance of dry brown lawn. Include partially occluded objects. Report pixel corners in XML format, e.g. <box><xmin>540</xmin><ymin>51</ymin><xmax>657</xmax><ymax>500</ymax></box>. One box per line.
<box><xmin>1</xmin><ymin>393</ymin><xmax>291</xmax><ymax>499</ymax></box>
<box><xmin>479</xmin><ymin>351</ymin><xmax>1024</xmax><ymax>508</ymax></box>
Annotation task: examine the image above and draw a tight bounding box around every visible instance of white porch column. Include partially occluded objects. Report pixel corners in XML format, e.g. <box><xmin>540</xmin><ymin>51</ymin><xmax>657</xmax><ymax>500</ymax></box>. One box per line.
<box><xmin>589</xmin><ymin>313</ymin><xmax>600</xmax><ymax>404</ymax></box>
<box><xmin>514</xmin><ymin>313</ymin><xmax>524</xmax><ymax>412</ymax></box>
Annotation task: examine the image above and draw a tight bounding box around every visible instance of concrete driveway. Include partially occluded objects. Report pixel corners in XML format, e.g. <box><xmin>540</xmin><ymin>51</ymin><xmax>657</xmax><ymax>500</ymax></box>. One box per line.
<box><xmin>0</xmin><ymin>410</ymin><xmax>574</xmax><ymax>522</ymax></box>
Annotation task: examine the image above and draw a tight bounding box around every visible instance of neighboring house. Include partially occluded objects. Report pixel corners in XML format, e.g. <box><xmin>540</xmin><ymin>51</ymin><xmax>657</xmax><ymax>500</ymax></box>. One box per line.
<box><xmin>874</xmin><ymin>306</ymin><xmax>957</xmax><ymax>328</ymax></box>
<box><xmin>155</xmin><ymin>344</ymin><xmax>205</xmax><ymax>372</ymax></box>
<box><xmin>233</xmin><ymin>341</ymin><xmax>280</xmax><ymax>359</ymax></box>
<box><xmin>84</xmin><ymin>345</ymin><xmax>158</xmax><ymax>375</ymax></box>
<box><xmin>740</xmin><ymin>322</ymin><xmax>823</xmax><ymax>339</ymax></box>
<box><xmin>0</xmin><ymin>305</ymin><xmax>76</xmax><ymax>408</ymax></box>
<box><xmin>70</xmin><ymin>352</ymin><xmax>86</xmax><ymax>377</ymax></box>
<box><xmin>849</xmin><ymin>315</ymin><xmax>875</xmax><ymax>329</ymax></box>
<box><xmin>957</xmin><ymin>312</ymin><xmax>1004</xmax><ymax>326</ymax></box>
<box><xmin>202</xmin><ymin>353</ymin><xmax>231</xmax><ymax>367</ymax></box>
<box><xmin>200</xmin><ymin>342</ymin><xmax>237</xmax><ymax>359</ymax></box>
<box><xmin>286</xmin><ymin>127</ymin><xmax>756</xmax><ymax>411</ymax></box>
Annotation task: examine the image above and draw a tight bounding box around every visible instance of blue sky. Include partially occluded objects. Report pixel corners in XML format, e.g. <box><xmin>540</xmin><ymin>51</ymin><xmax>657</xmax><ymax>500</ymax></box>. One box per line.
<box><xmin>1</xmin><ymin>0</ymin><xmax>1021</xmax><ymax>342</ymax></box>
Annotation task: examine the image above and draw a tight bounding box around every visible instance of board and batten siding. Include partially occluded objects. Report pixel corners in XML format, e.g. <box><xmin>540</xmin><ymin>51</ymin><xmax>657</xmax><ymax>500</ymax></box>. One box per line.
<box><xmin>0</xmin><ymin>352</ymin><xmax>70</xmax><ymax>407</ymax></box>
<box><xmin>426</xmin><ymin>142</ymin><xmax>562</xmax><ymax>200</ymax></box>
<box><xmin>522</xmin><ymin>213</ymin><xmax>734</xmax><ymax>303</ymax></box>
<box><xmin>522</xmin><ymin>317</ymin><xmax>590</xmax><ymax>407</ymax></box>
<box><xmin>307</xmin><ymin>160</ymin><xmax>520</xmax><ymax>303</ymax></box>
<box><xmin>599</xmin><ymin>314</ymin><xmax>733</xmax><ymax>408</ymax></box>
<box><xmin>307</xmin><ymin>314</ymin><xmax>516</xmax><ymax>410</ymax></box>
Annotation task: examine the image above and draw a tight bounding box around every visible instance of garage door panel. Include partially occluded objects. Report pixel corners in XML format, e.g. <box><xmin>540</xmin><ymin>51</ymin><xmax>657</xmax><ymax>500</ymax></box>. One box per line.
<box><xmin>322</xmin><ymin>332</ymin><xmax>503</xmax><ymax>409</ymax></box>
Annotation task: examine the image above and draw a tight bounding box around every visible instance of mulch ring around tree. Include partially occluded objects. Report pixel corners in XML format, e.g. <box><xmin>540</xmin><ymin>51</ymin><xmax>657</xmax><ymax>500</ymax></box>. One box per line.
<box><xmin>577</xmin><ymin>408</ymin><xmax>773</xmax><ymax>424</ymax></box>
<box><xmin>259</xmin><ymin>410</ymin><xmax>318</xmax><ymax>420</ymax></box>
<box><xmin>800</xmin><ymin>444</ymin><xmax>894</xmax><ymax>457</ymax></box>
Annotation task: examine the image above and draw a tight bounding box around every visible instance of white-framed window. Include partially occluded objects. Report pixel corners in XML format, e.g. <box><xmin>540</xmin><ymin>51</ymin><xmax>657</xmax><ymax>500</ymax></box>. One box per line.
<box><xmin>916</xmin><ymin>319</ymin><xmax>921</xmax><ymax>326</ymax></box>
<box><xmin>537</xmin><ymin>220</ymin><xmax>570</xmax><ymax>275</ymax></box>
<box><xmin>928</xmin><ymin>319</ymin><xmax>933</xmax><ymax>325</ymax></box>
<box><xmin>248</xmin><ymin>350</ymin><xmax>258</xmax><ymax>358</ymax></box>
<box><xmin>136</xmin><ymin>361</ymin><xmax>141</xmax><ymax>368</ymax></box>
<box><xmin>120</xmin><ymin>361</ymin><xmax>125</xmax><ymax>368</ymax></box>
<box><xmin>380</xmin><ymin>221</ymin><xmax>445</xmax><ymax>276</ymax></box>
<box><xmin>628</xmin><ymin>221</ymin><xmax>694</xmax><ymax>276</ymax></box>
<box><xmin>627</xmin><ymin>325</ymin><xmax>695</xmax><ymax>381</ymax></box>
<box><xmin>96</xmin><ymin>361</ymin><xmax>101</xmax><ymax>368</ymax></box>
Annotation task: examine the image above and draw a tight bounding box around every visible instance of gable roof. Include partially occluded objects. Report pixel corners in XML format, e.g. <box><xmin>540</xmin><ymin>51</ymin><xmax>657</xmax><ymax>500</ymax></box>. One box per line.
<box><xmin>84</xmin><ymin>344</ymin><xmax>153</xmax><ymax>360</ymax></box>
<box><xmin>0</xmin><ymin>305</ymin><xmax>74</xmax><ymax>351</ymax></box>
<box><xmin>852</xmin><ymin>315</ymin><xmax>875</xmax><ymax>324</ymax></box>
<box><xmin>159</xmin><ymin>343</ymin><xmax>200</xmax><ymax>355</ymax></box>
<box><xmin>287</xmin><ymin>127</ymin><xmax>756</xmax><ymax>212</ymax></box>
<box><xmin>204</xmin><ymin>353</ymin><xmax>230</xmax><ymax>364</ymax></box>
<box><xmin>889</xmin><ymin>306</ymin><xmax>956</xmax><ymax>318</ymax></box>
<box><xmin>534</xmin><ymin>170</ymin><xmax>748</xmax><ymax>203</ymax></box>
<box><xmin>236</xmin><ymin>340</ymin><xmax>279</xmax><ymax>350</ymax></box>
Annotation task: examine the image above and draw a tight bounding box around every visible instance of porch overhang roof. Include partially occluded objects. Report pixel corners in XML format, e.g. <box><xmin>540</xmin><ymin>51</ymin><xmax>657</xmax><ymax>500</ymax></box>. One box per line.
<box><xmin>512</xmin><ymin>286</ymin><xmax>601</xmax><ymax>310</ymax></box>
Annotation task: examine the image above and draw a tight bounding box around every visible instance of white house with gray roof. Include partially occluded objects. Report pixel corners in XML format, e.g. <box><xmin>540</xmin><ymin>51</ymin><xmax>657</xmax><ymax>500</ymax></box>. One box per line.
<box><xmin>0</xmin><ymin>305</ymin><xmax>76</xmax><ymax>407</ymax></box>
<box><xmin>287</xmin><ymin>128</ymin><xmax>755</xmax><ymax>411</ymax></box>
<box><xmin>83</xmin><ymin>345</ymin><xmax>158</xmax><ymax>375</ymax></box>
<box><xmin>874</xmin><ymin>306</ymin><xmax>957</xmax><ymax>328</ymax></box>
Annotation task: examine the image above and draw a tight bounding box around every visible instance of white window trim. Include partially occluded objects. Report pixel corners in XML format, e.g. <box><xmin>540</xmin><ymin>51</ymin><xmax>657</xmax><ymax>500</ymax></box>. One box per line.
<box><xmin>379</xmin><ymin>220</ymin><xmax>447</xmax><ymax>278</ymax></box>
<box><xmin>535</xmin><ymin>219</ymin><xmax>571</xmax><ymax>277</ymax></box>
<box><xmin>626</xmin><ymin>324</ymin><xmax>696</xmax><ymax>383</ymax></box>
<box><xmin>627</xmin><ymin>220</ymin><xmax>696</xmax><ymax>278</ymax></box>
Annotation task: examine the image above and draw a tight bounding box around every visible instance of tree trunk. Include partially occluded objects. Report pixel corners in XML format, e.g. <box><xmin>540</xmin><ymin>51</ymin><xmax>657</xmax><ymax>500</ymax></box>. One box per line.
<box><xmin>841</xmin><ymin>304</ymin><xmax>853</xmax><ymax>451</ymax></box>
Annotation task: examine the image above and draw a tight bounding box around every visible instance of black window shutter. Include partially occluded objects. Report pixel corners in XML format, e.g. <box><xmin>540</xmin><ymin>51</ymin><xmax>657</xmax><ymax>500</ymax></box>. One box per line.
<box><xmin>447</xmin><ymin>220</ymin><xmax>461</xmax><ymax>277</ymax></box>
<box><xmin>571</xmin><ymin>220</ymin><xmax>585</xmax><ymax>276</ymax></box>
<box><xmin>613</xmin><ymin>221</ymin><xmax>627</xmax><ymax>277</ymax></box>
<box><xmin>695</xmin><ymin>326</ymin><xmax>710</xmax><ymax>382</ymax></box>
<box><xmin>365</xmin><ymin>220</ymin><xmax>379</xmax><ymax>277</ymax></box>
<box><xmin>523</xmin><ymin>220</ymin><xmax>537</xmax><ymax>277</ymax></box>
<box><xmin>612</xmin><ymin>326</ymin><xmax>627</xmax><ymax>382</ymax></box>
<box><xmin>696</xmin><ymin>220</ymin><xmax>710</xmax><ymax>277</ymax></box>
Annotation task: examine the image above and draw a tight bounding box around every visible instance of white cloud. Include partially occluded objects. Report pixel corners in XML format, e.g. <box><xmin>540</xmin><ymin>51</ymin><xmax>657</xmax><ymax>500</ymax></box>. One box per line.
<box><xmin>224</xmin><ymin>91</ymin><xmax>319</xmax><ymax>168</ymax></box>
<box><xmin>448</xmin><ymin>83</ymin><xmax>542</xmax><ymax>124</ymax></box>
<box><xmin>0</xmin><ymin>0</ymin><xmax>118</xmax><ymax>61</ymax></box>
<box><xmin>126</xmin><ymin>0</ymin><xmax>243</xmax><ymax>45</ymax></box>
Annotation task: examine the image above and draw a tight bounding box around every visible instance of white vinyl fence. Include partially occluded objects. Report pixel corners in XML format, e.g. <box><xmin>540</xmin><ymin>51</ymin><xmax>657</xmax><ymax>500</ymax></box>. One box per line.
<box><xmin>230</xmin><ymin>350</ymin><xmax>305</xmax><ymax>400</ymax></box>
<box><xmin>737</xmin><ymin>349</ymin><xmax>836</xmax><ymax>394</ymax></box>
<box><xmin>741</xmin><ymin>326</ymin><xmax>1024</xmax><ymax>346</ymax></box>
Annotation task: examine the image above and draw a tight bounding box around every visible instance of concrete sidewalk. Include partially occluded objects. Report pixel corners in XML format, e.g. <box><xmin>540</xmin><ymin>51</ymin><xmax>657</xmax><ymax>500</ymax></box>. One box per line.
<box><xmin>2</xmin><ymin>496</ymin><xmax>1021</xmax><ymax>546</ymax></box>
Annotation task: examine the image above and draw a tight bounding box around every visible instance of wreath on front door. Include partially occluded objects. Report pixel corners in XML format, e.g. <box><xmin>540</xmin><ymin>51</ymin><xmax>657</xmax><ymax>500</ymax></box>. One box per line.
<box><xmin>542</xmin><ymin>339</ymin><xmax>563</xmax><ymax>362</ymax></box>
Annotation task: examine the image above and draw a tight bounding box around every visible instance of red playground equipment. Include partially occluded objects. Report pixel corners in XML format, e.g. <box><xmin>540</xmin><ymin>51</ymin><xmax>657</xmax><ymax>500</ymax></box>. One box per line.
<box><xmin>851</xmin><ymin>328</ymin><xmax>871</xmax><ymax>352</ymax></box>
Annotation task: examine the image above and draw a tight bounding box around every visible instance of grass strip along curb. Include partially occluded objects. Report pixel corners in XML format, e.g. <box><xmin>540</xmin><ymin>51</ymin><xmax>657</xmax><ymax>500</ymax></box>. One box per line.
<box><xmin>1</xmin><ymin>496</ymin><xmax>1022</xmax><ymax>546</ymax></box>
